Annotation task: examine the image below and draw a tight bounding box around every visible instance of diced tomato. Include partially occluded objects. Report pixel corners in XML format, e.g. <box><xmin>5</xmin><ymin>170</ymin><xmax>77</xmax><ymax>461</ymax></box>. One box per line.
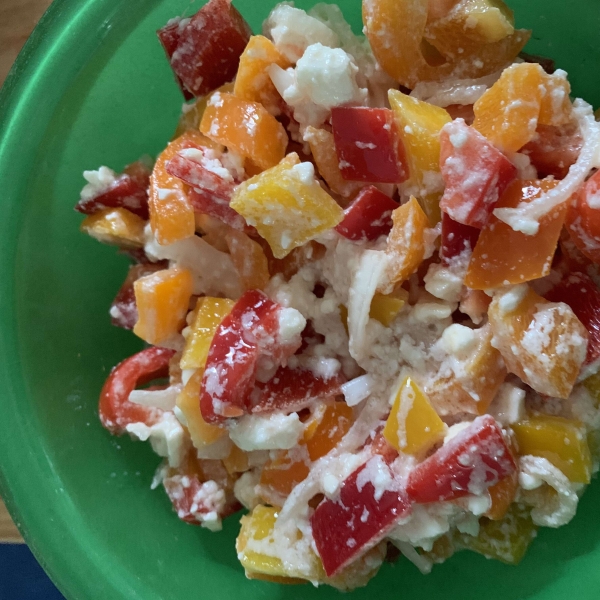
<box><xmin>311</xmin><ymin>455</ymin><xmax>411</xmax><ymax>576</ymax></box>
<box><xmin>99</xmin><ymin>347</ymin><xmax>175</xmax><ymax>435</ymax></box>
<box><xmin>331</xmin><ymin>107</ymin><xmax>408</xmax><ymax>184</ymax></box>
<box><xmin>522</xmin><ymin>123</ymin><xmax>582</xmax><ymax>180</ymax></box>
<box><xmin>156</xmin><ymin>18</ymin><xmax>194</xmax><ymax>100</ymax></box>
<box><xmin>406</xmin><ymin>415</ymin><xmax>516</xmax><ymax>504</ymax></box>
<box><xmin>545</xmin><ymin>272</ymin><xmax>600</xmax><ymax>368</ymax></box>
<box><xmin>165</xmin><ymin>149</ymin><xmax>250</xmax><ymax>231</ymax></box>
<box><xmin>75</xmin><ymin>160</ymin><xmax>151</xmax><ymax>219</ymax></box>
<box><xmin>249</xmin><ymin>367</ymin><xmax>345</xmax><ymax>414</ymax></box>
<box><xmin>335</xmin><ymin>186</ymin><xmax>398</xmax><ymax>242</ymax></box>
<box><xmin>566</xmin><ymin>169</ymin><xmax>600</xmax><ymax>264</ymax></box>
<box><xmin>200</xmin><ymin>290</ymin><xmax>302</xmax><ymax>423</ymax></box>
<box><xmin>440</xmin><ymin>212</ymin><xmax>480</xmax><ymax>264</ymax></box>
<box><xmin>439</xmin><ymin>119</ymin><xmax>517</xmax><ymax>228</ymax></box>
<box><xmin>158</xmin><ymin>0</ymin><xmax>252</xmax><ymax>98</ymax></box>
<box><xmin>110</xmin><ymin>263</ymin><xmax>165</xmax><ymax>329</ymax></box>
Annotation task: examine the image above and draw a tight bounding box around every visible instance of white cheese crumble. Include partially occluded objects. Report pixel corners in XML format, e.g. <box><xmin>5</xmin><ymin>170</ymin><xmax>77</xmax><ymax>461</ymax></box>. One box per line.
<box><xmin>128</xmin><ymin>385</ymin><xmax>182</xmax><ymax>411</ymax></box>
<box><xmin>80</xmin><ymin>166</ymin><xmax>117</xmax><ymax>200</ymax></box>
<box><xmin>229</xmin><ymin>412</ymin><xmax>304</xmax><ymax>451</ymax></box>
<box><xmin>489</xmin><ymin>382</ymin><xmax>526</xmax><ymax>425</ymax></box>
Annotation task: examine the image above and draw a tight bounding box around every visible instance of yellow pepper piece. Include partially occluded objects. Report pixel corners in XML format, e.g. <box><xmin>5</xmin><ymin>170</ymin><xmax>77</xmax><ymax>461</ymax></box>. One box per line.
<box><xmin>234</xmin><ymin>35</ymin><xmax>291</xmax><ymax>113</ymax></box>
<box><xmin>176</xmin><ymin>370</ymin><xmax>226</xmax><ymax>451</ymax></box>
<box><xmin>383</xmin><ymin>197</ymin><xmax>430</xmax><ymax>292</ymax></box>
<box><xmin>383</xmin><ymin>376</ymin><xmax>445</xmax><ymax>455</ymax></box>
<box><xmin>237</xmin><ymin>506</ymin><xmax>325</xmax><ymax>581</ymax></box>
<box><xmin>388</xmin><ymin>90</ymin><xmax>451</xmax><ymax>192</ymax></box>
<box><xmin>369</xmin><ymin>293</ymin><xmax>407</xmax><ymax>327</ymax></box>
<box><xmin>180</xmin><ymin>297</ymin><xmax>235</xmax><ymax>371</ymax></box>
<box><xmin>133</xmin><ymin>267</ymin><xmax>193</xmax><ymax>345</ymax></box>
<box><xmin>80</xmin><ymin>207</ymin><xmax>145</xmax><ymax>248</ymax></box>
<box><xmin>230</xmin><ymin>153</ymin><xmax>344</xmax><ymax>259</ymax></box>
<box><xmin>511</xmin><ymin>415</ymin><xmax>592</xmax><ymax>484</ymax></box>
<box><xmin>456</xmin><ymin>505</ymin><xmax>537</xmax><ymax>565</ymax></box>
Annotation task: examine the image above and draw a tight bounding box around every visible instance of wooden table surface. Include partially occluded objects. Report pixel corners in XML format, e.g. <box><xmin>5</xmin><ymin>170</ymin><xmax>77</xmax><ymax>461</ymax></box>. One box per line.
<box><xmin>1</xmin><ymin>0</ymin><xmax>53</xmax><ymax>544</ymax></box>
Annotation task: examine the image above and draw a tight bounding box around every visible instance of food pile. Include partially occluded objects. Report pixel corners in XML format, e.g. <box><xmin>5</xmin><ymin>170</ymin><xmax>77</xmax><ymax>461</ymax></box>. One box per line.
<box><xmin>75</xmin><ymin>0</ymin><xmax>600</xmax><ymax>589</ymax></box>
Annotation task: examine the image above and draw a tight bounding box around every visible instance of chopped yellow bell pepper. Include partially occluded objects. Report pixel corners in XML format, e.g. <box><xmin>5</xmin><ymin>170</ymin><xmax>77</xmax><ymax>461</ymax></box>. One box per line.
<box><xmin>369</xmin><ymin>293</ymin><xmax>407</xmax><ymax>327</ymax></box>
<box><xmin>176</xmin><ymin>370</ymin><xmax>226</xmax><ymax>450</ymax></box>
<box><xmin>511</xmin><ymin>414</ymin><xmax>592</xmax><ymax>484</ymax></box>
<box><xmin>180</xmin><ymin>297</ymin><xmax>235</xmax><ymax>371</ymax></box>
<box><xmin>388</xmin><ymin>91</ymin><xmax>451</xmax><ymax>192</ymax></box>
<box><xmin>383</xmin><ymin>376</ymin><xmax>446</xmax><ymax>455</ymax></box>
<box><xmin>456</xmin><ymin>505</ymin><xmax>537</xmax><ymax>565</ymax></box>
<box><xmin>80</xmin><ymin>207</ymin><xmax>145</xmax><ymax>248</ymax></box>
<box><xmin>230</xmin><ymin>153</ymin><xmax>344</xmax><ymax>259</ymax></box>
<box><xmin>133</xmin><ymin>267</ymin><xmax>193</xmax><ymax>345</ymax></box>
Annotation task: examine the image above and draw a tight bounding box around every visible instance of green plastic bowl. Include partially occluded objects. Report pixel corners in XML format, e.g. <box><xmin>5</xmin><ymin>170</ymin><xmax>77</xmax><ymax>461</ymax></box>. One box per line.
<box><xmin>1</xmin><ymin>0</ymin><xmax>600</xmax><ymax>598</ymax></box>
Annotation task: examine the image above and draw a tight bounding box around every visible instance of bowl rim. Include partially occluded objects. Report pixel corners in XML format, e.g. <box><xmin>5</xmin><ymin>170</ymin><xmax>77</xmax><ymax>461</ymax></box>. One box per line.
<box><xmin>0</xmin><ymin>1</ymin><xmax>141</xmax><ymax>598</ymax></box>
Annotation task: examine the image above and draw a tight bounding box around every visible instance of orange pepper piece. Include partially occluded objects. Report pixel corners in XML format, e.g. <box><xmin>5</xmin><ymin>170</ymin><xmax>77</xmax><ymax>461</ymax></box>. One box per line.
<box><xmin>383</xmin><ymin>197</ymin><xmax>430</xmax><ymax>292</ymax></box>
<box><xmin>222</xmin><ymin>443</ymin><xmax>250</xmax><ymax>475</ymax></box>
<box><xmin>133</xmin><ymin>267</ymin><xmax>193</xmax><ymax>345</ymax></box>
<box><xmin>304</xmin><ymin>126</ymin><xmax>363</xmax><ymax>199</ymax></box>
<box><xmin>539</xmin><ymin>71</ymin><xmax>572</xmax><ymax>127</ymax></box>
<box><xmin>305</xmin><ymin>402</ymin><xmax>353</xmax><ymax>461</ymax></box>
<box><xmin>363</xmin><ymin>0</ymin><xmax>529</xmax><ymax>88</ymax></box>
<box><xmin>149</xmin><ymin>130</ymin><xmax>216</xmax><ymax>245</ymax></box>
<box><xmin>465</xmin><ymin>179</ymin><xmax>565</xmax><ymax>290</ymax></box>
<box><xmin>225</xmin><ymin>229</ymin><xmax>271</xmax><ymax>291</ymax></box>
<box><xmin>200</xmin><ymin>92</ymin><xmax>288</xmax><ymax>171</ymax></box>
<box><xmin>485</xmin><ymin>472</ymin><xmax>518</xmax><ymax>520</ymax></box>
<box><xmin>473</xmin><ymin>63</ymin><xmax>545</xmax><ymax>153</ymax></box>
<box><xmin>233</xmin><ymin>35</ymin><xmax>291</xmax><ymax>114</ymax></box>
<box><xmin>488</xmin><ymin>286</ymin><xmax>588</xmax><ymax>399</ymax></box>
<box><xmin>80</xmin><ymin>207</ymin><xmax>145</xmax><ymax>248</ymax></box>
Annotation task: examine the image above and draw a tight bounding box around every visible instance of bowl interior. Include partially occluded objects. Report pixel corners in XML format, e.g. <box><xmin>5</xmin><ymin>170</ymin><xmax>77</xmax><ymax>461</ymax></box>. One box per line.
<box><xmin>1</xmin><ymin>0</ymin><xmax>600</xmax><ymax>599</ymax></box>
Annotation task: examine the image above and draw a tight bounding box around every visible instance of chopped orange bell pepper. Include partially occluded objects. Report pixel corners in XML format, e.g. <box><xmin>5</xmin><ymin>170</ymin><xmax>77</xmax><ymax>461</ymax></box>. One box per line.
<box><xmin>488</xmin><ymin>286</ymin><xmax>588</xmax><ymax>399</ymax></box>
<box><xmin>230</xmin><ymin>154</ymin><xmax>344</xmax><ymax>259</ymax></box>
<box><xmin>539</xmin><ymin>72</ymin><xmax>572</xmax><ymax>127</ymax></box>
<box><xmin>233</xmin><ymin>35</ymin><xmax>291</xmax><ymax>113</ymax></box>
<box><xmin>173</xmin><ymin>84</ymin><xmax>234</xmax><ymax>138</ymax></box>
<box><xmin>473</xmin><ymin>63</ymin><xmax>545</xmax><ymax>153</ymax></box>
<box><xmin>176</xmin><ymin>370</ymin><xmax>227</xmax><ymax>451</ymax></box>
<box><xmin>485</xmin><ymin>472</ymin><xmax>519</xmax><ymax>520</ymax></box>
<box><xmin>465</xmin><ymin>179</ymin><xmax>565</xmax><ymax>290</ymax></box>
<box><xmin>511</xmin><ymin>414</ymin><xmax>592</xmax><ymax>484</ymax></box>
<box><xmin>133</xmin><ymin>267</ymin><xmax>193</xmax><ymax>345</ymax></box>
<box><xmin>200</xmin><ymin>92</ymin><xmax>288</xmax><ymax>171</ymax></box>
<box><xmin>180</xmin><ymin>296</ymin><xmax>235</xmax><ymax>370</ymax></box>
<box><xmin>222</xmin><ymin>443</ymin><xmax>250</xmax><ymax>475</ymax></box>
<box><xmin>80</xmin><ymin>207</ymin><xmax>145</xmax><ymax>248</ymax></box>
<box><xmin>383</xmin><ymin>376</ymin><xmax>446</xmax><ymax>455</ymax></box>
<box><xmin>225</xmin><ymin>229</ymin><xmax>271</xmax><ymax>291</ymax></box>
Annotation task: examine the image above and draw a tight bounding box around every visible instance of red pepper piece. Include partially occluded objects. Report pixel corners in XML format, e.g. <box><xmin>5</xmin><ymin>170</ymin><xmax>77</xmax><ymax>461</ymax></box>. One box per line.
<box><xmin>440</xmin><ymin>119</ymin><xmax>517</xmax><ymax>228</ymax></box>
<box><xmin>200</xmin><ymin>290</ymin><xmax>302</xmax><ymax>424</ymax></box>
<box><xmin>75</xmin><ymin>160</ymin><xmax>151</xmax><ymax>219</ymax></box>
<box><xmin>156</xmin><ymin>18</ymin><xmax>194</xmax><ymax>100</ymax></box>
<box><xmin>440</xmin><ymin>212</ymin><xmax>480</xmax><ymax>265</ymax></box>
<box><xmin>311</xmin><ymin>455</ymin><xmax>411</xmax><ymax>576</ymax></box>
<box><xmin>248</xmin><ymin>366</ymin><xmax>345</xmax><ymax>414</ymax></box>
<box><xmin>545</xmin><ymin>272</ymin><xmax>600</xmax><ymax>368</ymax></box>
<box><xmin>407</xmin><ymin>415</ymin><xmax>516</xmax><ymax>504</ymax></box>
<box><xmin>335</xmin><ymin>185</ymin><xmax>398</xmax><ymax>242</ymax></box>
<box><xmin>331</xmin><ymin>107</ymin><xmax>408</xmax><ymax>184</ymax></box>
<box><xmin>160</xmin><ymin>0</ymin><xmax>252</xmax><ymax>98</ymax></box>
<box><xmin>566</xmin><ymin>169</ymin><xmax>600</xmax><ymax>264</ymax></box>
<box><xmin>99</xmin><ymin>347</ymin><xmax>175</xmax><ymax>435</ymax></box>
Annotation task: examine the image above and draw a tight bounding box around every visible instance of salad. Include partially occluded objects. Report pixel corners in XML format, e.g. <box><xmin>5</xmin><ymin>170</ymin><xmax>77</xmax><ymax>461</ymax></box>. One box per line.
<box><xmin>75</xmin><ymin>0</ymin><xmax>600</xmax><ymax>590</ymax></box>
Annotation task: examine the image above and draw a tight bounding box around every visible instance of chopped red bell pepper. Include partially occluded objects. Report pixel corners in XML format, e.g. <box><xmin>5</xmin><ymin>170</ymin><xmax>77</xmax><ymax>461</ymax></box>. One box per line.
<box><xmin>99</xmin><ymin>347</ymin><xmax>175</xmax><ymax>435</ymax></box>
<box><xmin>406</xmin><ymin>415</ymin><xmax>516</xmax><ymax>504</ymax></box>
<box><xmin>75</xmin><ymin>160</ymin><xmax>151</xmax><ymax>219</ymax></box>
<box><xmin>522</xmin><ymin>123</ymin><xmax>582</xmax><ymax>180</ymax></box>
<box><xmin>159</xmin><ymin>0</ymin><xmax>252</xmax><ymax>98</ymax></box>
<box><xmin>165</xmin><ymin>149</ymin><xmax>249</xmax><ymax>231</ymax></box>
<box><xmin>335</xmin><ymin>185</ymin><xmax>398</xmax><ymax>242</ymax></box>
<box><xmin>156</xmin><ymin>18</ymin><xmax>194</xmax><ymax>100</ymax></box>
<box><xmin>439</xmin><ymin>119</ymin><xmax>517</xmax><ymax>228</ymax></box>
<box><xmin>248</xmin><ymin>366</ymin><xmax>345</xmax><ymax>414</ymax></box>
<box><xmin>200</xmin><ymin>290</ymin><xmax>302</xmax><ymax>424</ymax></box>
<box><xmin>440</xmin><ymin>212</ymin><xmax>480</xmax><ymax>265</ymax></box>
<box><xmin>545</xmin><ymin>272</ymin><xmax>600</xmax><ymax>368</ymax></box>
<box><xmin>110</xmin><ymin>263</ymin><xmax>166</xmax><ymax>330</ymax></box>
<box><xmin>311</xmin><ymin>455</ymin><xmax>411</xmax><ymax>576</ymax></box>
<box><xmin>331</xmin><ymin>107</ymin><xmax>408</xmax><ymax>184</ymax></box>
<box><xmin>566</xmin><ymin>169</ymin><xmax>600</xmax><ymax>264</ymax></box>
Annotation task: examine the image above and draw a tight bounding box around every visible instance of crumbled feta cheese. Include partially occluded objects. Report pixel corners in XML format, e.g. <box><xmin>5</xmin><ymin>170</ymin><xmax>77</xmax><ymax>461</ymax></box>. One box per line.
<box><xmin>234</xmin><ymin>470</ymin><xmax>261</xmax><ymax>510</ymax></box>
<box><xmin>495</xmin><ymin>283</ymin><xmax>529</xmax><ymax>315</ymax></box>
<box><xmin>441</xmin><ymin>324</ymin><xmax>477</xmax><ymax>357</ymax></box>
<box><xmin>229</xmin><ymin>412</ymin><xmax>304</xmax><ymax>451</ymax></box>
<box><xmin>341</xmin><ymin>374</ymin><xmax>374</xmax><ymax>406</ymax></box>
<box><xmin>489</xmin><ymin>382</ymin><xmax>526</xmax><ymax>425</ymax></box>
<box><xmin>128</xmin><ymin>384</ymin><xmax>182</xmax><ymax>411</ymax></box>
<box><xmin>80</xmin><ymin>166</ymin><xmax>117</xmax><ymax>200</ymax></box>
